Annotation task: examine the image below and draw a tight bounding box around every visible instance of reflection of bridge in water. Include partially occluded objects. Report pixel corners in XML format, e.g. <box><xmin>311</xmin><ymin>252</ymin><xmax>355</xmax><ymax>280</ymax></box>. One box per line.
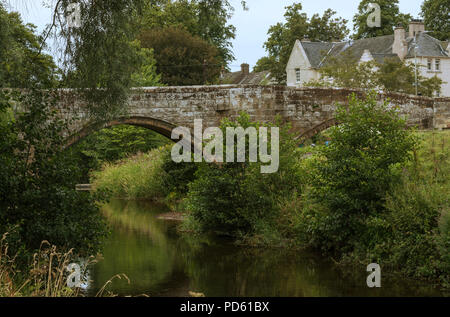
<box><xmin>22</xmin><ymin>85</ymin><xmax>450</xmax><ymax>145</ymax></box>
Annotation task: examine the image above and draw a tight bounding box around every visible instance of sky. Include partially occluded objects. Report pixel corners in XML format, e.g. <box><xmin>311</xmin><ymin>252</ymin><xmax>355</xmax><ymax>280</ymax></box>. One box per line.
<box><xmin>8</xmin><ymin>0</ymin><xmax>424</xmax><ymax>71</ymax></box>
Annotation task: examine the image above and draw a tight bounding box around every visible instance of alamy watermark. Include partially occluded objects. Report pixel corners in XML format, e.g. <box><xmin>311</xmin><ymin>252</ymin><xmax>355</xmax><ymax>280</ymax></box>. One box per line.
<box><xmin>66</xmin><ymin>3</ymin><xmax>81</xmax><ymax>28</ymax></box>
<box><xmin>67</xmin><ymin>263</ymin><xmax>82</xmax><ymax>288</ymax></box>
<box><xmin>171</xmin><ymin>119</ymin><xmax>280</xmax><ymax>174</ymax></box>
<box><xmin>367</xmin><ymin>263</ymin><xmax>381</xmax><ymax>288</ymax></box>
<box><xmin>366</xmin><ymin>3</ymin><xmax>381</xmax><ymax>28</ymax></box>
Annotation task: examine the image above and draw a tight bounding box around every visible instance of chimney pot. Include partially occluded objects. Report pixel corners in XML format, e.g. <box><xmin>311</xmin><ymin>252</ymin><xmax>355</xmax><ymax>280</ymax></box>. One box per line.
<box><xmin>241</xmin><ymin>63</ymin><xmax>249</xmax><ymax>75</ymax></box>
<box><xmin>393</xmin><ymin>26</ymin><xmax>407</xmax><ymax>60</ymax></box>
<box><xmin>408</xmin><ymin>19</ymin><xmax>425</xmax><ymax>38</ymax></box>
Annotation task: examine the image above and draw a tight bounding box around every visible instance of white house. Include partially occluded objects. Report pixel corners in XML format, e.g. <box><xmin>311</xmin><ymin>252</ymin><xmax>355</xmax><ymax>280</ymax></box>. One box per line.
<box><xmin>286</xmin><ymin>20</ymin><xmax>450</xmax><ymax>97</ymax></box>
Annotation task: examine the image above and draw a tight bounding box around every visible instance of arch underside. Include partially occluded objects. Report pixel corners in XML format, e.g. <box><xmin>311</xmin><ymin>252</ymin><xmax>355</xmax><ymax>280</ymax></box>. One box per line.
<box><xmin>65</xmin><ymin>116</ymin><xmax>177</xmax><ymax>148</ymax></box>
<box><xmin>295</xmin><ymin>118</ymin><xmax>337</xmax><ymax>144</ymax></box>
<box><xmin>295</xmin><ymin>113</ymin><xmax>434</xmax><ymax>144</ymax></box>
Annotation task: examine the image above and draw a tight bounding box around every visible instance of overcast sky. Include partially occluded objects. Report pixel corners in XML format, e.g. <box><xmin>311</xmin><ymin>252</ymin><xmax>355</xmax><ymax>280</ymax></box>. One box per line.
<box><xmin>8</xmin><ymin>0</ymin><xmax>424</xmax><ymax>71</ymax></box>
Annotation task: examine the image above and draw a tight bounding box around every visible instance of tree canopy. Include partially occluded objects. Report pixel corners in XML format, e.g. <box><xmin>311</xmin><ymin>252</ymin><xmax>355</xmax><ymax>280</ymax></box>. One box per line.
<box><xmin>420</xmin><ymin>0</ymin><xmax>450</xmax><ymax>41</ymax></box>
<box><xmin>260</xmin><ymin>3</ymin><xmax>349</xmax><ymax>83</ymax></box>
<box><xmin>141</xmin><ymin>0</ymin><xmax>246</xmax><ymax>65</ymax></box>
<box><xmin>139</xmin><ymin>26</ymin><xmax>222</xmax><ymax>86</ymax></box>
<box><xmin>352</xmin><ymin>0</ymin><xmax>412</xmax><ymax>39</ymax></box>
<box><xmin>0</xmin><ymin>4</ymin><xmax>57</xmax><ymax>88</ymax></box>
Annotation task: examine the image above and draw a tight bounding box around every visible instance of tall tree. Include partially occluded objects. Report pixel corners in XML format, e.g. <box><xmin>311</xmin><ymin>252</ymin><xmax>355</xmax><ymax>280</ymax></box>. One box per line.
<box><xmin>0</xmin><ymin>89</ymin><xmax>108</xmax><ymax>255</ymax></box>
<box><xmin>253</xmin><ymin>56</ymin><xmax>273</xmax><ymax>72</ymax></box>
<box><xmin>0</xmin><ymin>4</ymin><xmax>57</xmax><ymax>88</ymax></box>
<box><xmin>140</xmin><ymin>26</ymin><xmax>222</xmax><ymax>86</ymax></box>
<box><xmin>54</xmin><ymin>0</ymin><xmax>149</xmax><ymax>120</ymax></box>
<box><xmin>141</xmin><ymin>0</ymin><xmax>247</xmax><ymax>66</ymax></box>
<box><xmin>261</xmin><ymin>3</ymin><xmax>349</xmax><ymax>84</ymax></box>
<box><xmin>420</xmin><ymin>0</ymin><xmax>450</xmax><ymax>41</ymax></box>
<box><xmin>352</xmin><ymin>0</ymin><xmax>412</xmax><ymax>39</ymax></box>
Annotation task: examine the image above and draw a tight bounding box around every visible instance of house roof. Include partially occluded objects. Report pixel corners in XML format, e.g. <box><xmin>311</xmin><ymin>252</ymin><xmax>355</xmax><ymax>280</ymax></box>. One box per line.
<box><xmin>300</xmin><ymin>42</ymin><xmax>337</xmax><ymax>68</ymax></box>
<box><xmin>371</xmin><ymin>53</ymin><xmax>401</xmax><ymax>64</ymax></box>
<box><xmin>405</xmin><ymin>33</ymin><xmax>449</xmax><ymax>58</ymax></box>
<box><xmin>299</xmin><ymin>32</ymin><xmax>448</xmax><ymax>69</ymax></box>
<box><xmin>220</xmin><ymin>70</ymin><xmax>273</xmax><ymax>85</ymax></box>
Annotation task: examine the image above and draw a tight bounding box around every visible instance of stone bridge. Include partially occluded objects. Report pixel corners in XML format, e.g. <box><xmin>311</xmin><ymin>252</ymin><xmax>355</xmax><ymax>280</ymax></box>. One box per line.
<box><xmin>50</xmin><ymin>85</ymin><xmax>450</xmax><ymax>146</ymax></box>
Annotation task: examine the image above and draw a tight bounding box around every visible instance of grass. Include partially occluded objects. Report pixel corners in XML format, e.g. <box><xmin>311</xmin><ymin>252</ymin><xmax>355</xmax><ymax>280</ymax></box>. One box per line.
<box><xmin>0</xmin><ymin>231</ymin><xmax>84</xmax><ymax>297</ymax></box>
<box><xmin>91</xmin><ymin>146</ymin><xmax>170</xmax><ymax>201</ymax></box>
<box><xmin>0</xmin><ymin>231</ymin><xmax>131</xmax><ymax>297</ymax></box>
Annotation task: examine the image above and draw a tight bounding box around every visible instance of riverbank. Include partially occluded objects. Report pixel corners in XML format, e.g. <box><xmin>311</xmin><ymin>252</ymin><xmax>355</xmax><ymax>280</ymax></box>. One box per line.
<box><xmin>91</xmin><ymin>100</ymin><xmax>449</xmax><ymax>289</ymax></box>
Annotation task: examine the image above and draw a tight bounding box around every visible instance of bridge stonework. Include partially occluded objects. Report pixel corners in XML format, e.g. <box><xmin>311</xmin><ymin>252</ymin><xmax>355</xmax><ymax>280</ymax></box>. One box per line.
<box><xmin>53</xmin><ymin>85</ymin><xmax>449</xmax><ymax>146</ymax></box>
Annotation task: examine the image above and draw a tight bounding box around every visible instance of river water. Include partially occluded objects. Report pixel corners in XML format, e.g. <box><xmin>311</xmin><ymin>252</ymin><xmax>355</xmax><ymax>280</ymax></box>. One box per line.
<box><xmin>88</xmin><ymin>200</ymin><xmax>445</xmax><ymax>297</ymax></box>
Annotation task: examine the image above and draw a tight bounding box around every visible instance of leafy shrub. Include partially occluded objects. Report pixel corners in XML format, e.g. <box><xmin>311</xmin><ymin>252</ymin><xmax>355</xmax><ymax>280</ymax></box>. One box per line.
<box><xmin>0</xmin><ymin>89</ymin><xmax>107</xmax><ymax>256</ymax></box>
<box><xmin>361</xmin><ymin>180</ymin><xmax>443</xmax><ymax>279</ymax></box>
<box><xmin>297</xmin><ymin>92</ymin><xmax>417</xmax><ymax>254</ymax></box>
<box><xmin>161</xmin><ymin>150</ymin><xmax>198</xmax><ymax>196</ymax></box>
<box><xmin>438</xmin><ymin>210</ymin><xmax>450</xmax><ymax>286</ymax></box>
<box><xmin>185</xmin><ymin>113</ymin><xmax>302</xmax><ymax>239</ymax></box>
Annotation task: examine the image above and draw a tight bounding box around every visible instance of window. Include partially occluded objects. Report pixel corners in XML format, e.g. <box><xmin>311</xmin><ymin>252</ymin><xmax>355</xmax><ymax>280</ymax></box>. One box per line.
<box><xmin>295</xmin><ymin>68</ymin><xmax>301</xmax><ymax>83</ymax></box>
<box><xmin>427</xmin><ymin>59</ymin><xmax>432</xmax><ymax>70</ymax></box>
<box><xmin>435</xmin><ymin>59</ymin><xmax>440</xmax><ymax>71</ymax></box>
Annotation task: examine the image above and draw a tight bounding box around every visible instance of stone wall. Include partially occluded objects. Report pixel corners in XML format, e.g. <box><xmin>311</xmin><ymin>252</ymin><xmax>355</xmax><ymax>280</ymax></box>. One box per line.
<box><xmin>50</xmin><ymin>85</ymin><xmax>449</xmax><ymax>146</ymax></box>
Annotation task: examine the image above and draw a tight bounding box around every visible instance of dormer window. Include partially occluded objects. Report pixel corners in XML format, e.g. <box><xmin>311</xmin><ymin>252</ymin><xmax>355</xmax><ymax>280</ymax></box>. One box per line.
<box><xmin>295</xmin><ymin>68</ymin><xmax>301</xmax><ymax>83</ymax></box>
<box><xmin>435</xmin><ymin>59</ymin><xmax>440</xmax><ymax>71</ymax></box>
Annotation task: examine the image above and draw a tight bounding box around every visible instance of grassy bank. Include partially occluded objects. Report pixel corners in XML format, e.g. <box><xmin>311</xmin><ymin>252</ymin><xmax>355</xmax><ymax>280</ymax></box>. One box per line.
<box><xmin>91</xmin><ymin>146</ymin><xmax>170</xmax><ymax>201</ymax></box>
<box><xmin>298</xmin><ymin>130</ymin><xmax>449</xmax><ymax>286</ymax></box>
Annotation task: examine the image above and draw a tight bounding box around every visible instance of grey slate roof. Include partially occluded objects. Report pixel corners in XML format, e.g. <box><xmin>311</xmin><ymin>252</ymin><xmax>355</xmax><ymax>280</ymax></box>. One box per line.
<box><xmin>405</xmin><ymin>33</ymin><xmax>449</xmax><ymax>58</ymax></box>
<box><xmin>300</xmin><ymin>32</ymin><xmax>448</xmax><ymax>69</ymax></box>
<box><xmin>300</xmin><ymin>42</ymin><xmax>336</xmax><ymax>68</ymax></box>
<box><xmin>220</xmin><ymin>70</ymin><xmax>273</xmax><ymax>85</ymax></box>
<box><xmin>372</xmin><ymin>53</ymin><xmax>401</xmax><ymax>64</ymax></box>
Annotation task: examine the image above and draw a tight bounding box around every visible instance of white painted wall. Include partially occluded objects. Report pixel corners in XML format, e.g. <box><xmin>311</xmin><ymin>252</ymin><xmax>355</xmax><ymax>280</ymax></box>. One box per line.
<box><xmin>286</xmin><ymin>40</ymin><xmax>320</xmax><ymax>87</ymax></box>
<box><xmin>405</xmin><ymin>57</ymin><xmax>450</xmax><ymax>97</ymax></box>
<box><xmin>360</xmin><ymin>49</ymin><xmax>374</xmax><ymax>63</ymax></box>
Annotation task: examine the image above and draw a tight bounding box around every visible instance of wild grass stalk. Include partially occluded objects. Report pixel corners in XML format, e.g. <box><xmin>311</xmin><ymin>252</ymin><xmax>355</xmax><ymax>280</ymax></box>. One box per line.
<box><xmin>0</xmin><ymin>232</ymin><xmax>128</xmax><ymax>297</ymax></box>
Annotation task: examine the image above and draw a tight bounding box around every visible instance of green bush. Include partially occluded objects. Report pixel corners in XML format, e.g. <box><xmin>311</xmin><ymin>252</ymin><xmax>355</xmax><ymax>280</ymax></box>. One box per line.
<box><xmin>0</xmin><ymin>90</ymin><xmax>107</xmax><ymax>256</ymax></box>
<box><xmin>438</xmin><ymin>211</ymin><xmax>450</xmax><ymax>286</ymax></box>
<box><xmin>185</xmin><ymin>113</ymin><xmax>302</xmax><ymax>239</ymax></box>
<box><xmin>369</xmin><ymin>131</ymin><xmax>450</xmax><ymax>283</ymax></box>
<box><xmin>360</xmin><ymin>181</ymin><xmax>443</xmax><ymax>278</ymax></box>
<box><xmin>161</xmin><ymin>150</ymin><xmax>198</xmax><ymax>197</ymax></box>
<box><xmin>295</xmin><ymin>100</ymin><xmax>450</xmax><ymax>285</ymax></box>
<box><xmin>297</xmin><ymin>92</ymin><xmax>417</xmax><ymax>254</ymax></box>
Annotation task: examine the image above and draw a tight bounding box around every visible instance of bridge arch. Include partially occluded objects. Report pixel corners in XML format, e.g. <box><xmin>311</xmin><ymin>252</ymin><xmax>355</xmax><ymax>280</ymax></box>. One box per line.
<box><xmin>65</xmin><ymin>116</ymin><xmax>177</xmax><ymax>148</ymax></box>
<box><xmin>295</xmin><ymin>118</ymin><xmax>338</xmax><ymax>144</ymax></box>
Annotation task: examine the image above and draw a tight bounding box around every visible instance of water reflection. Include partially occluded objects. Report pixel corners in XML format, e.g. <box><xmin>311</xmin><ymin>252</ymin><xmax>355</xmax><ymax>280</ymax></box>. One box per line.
<box><xmin>89</xmin><ymin>200</ymin><xmax>444</xmax><ymax>297</ymax></box>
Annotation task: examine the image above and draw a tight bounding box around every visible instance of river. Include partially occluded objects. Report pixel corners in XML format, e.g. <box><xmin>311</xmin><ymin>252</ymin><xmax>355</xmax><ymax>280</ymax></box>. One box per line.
<box><xmin>87</xmin><ymin>199</ymin><xmax>444</xmax><ymax>297</ymax></box>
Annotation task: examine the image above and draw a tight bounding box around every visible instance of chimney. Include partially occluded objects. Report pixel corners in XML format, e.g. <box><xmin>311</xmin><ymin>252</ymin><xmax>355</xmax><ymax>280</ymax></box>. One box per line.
<box><xmin>409</xmin><ymin>19</ymin><xmax>425</xmax><ymax>38</ymax></box>
<box><xmin>241</xmin><ymin>63</ymin><xmax>249</xmax><ymax>75</ymax></box>
<box><xmin>393</xmin><ymin>26</ymin><xmax>407</xmax><ymax>60</ymax></box>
